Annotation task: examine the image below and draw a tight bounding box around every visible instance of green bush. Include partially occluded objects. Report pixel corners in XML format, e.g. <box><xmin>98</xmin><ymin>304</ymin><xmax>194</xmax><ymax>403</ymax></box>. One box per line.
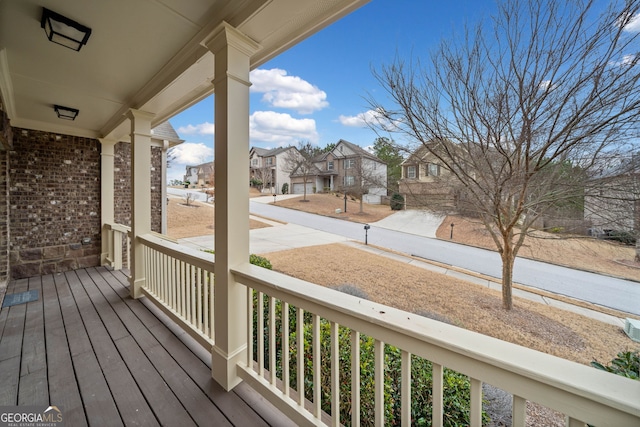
<box><xmin>390</xmin><ymin>192</ymin><xmax>404</xmax><ymax>210</ymax></box>
<box><xmin>591</xmin><ymin>351</ymin><xmax>639</xmax><ymax>380</ymax></box>
<box><xmin>249</xmin><ymin>254</ymin><xmax>273</xmax><ymax>270</ymax></box>
<box><xmin>282</xmin><ymin>183</ymin><xmax>289</xmax><ymax>194</ymax></box>
<box><xmin>286</xmin><ymin>319</ymin><xmax>485</xmax><ymax>426</ymax></box>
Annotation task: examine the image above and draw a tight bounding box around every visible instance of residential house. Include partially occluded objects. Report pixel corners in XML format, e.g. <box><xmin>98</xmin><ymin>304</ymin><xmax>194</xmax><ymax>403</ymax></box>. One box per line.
<box><xmin>249</xmin><ymin>146</ymin><xmax>301</xmax><ymax>194</ymax></box>
<box><xmin>183</xmin><ymin>165</ymin><xmax>199</xmax><ymax>187</ymax></box>
<box><xmin>0</xmin><ymin>1</ymin><xmax>636</xmax><ymax>425</ymax></box>
<box><xmin>290</xmin><ymin>139</ymin><xmax>388</xmax><ymax>203</ymax></box>
<box><xmin>399</xmin><ymin>141</ymin><xmax>458</xmax><ymax>210</ymax></box>
<box><xmin>184</xmin><ymin>161</ymin><xmax>214</xmax><ymax>189</ymax></box>
<box><xmin>584</xmin><ymin>154</ymin><xmax>639</xmax><ymax>237</ymax></box>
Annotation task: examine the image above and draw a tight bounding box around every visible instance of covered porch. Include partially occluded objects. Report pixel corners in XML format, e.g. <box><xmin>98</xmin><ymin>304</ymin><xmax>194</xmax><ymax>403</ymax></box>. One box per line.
<box><xmin>0</xmin><ymin>1</ymin><xmax>639</xmax><ymax>426</ymax></box>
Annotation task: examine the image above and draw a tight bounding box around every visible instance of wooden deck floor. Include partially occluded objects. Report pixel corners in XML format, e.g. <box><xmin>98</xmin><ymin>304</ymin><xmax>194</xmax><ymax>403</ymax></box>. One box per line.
<box><xmin>0</xmin><ymin>267</ymin><xmax>292</xmax><ymax>426</ymax></box>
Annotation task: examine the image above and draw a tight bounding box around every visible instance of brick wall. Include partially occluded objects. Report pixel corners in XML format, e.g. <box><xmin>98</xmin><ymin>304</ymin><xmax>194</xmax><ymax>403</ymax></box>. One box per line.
<box><xmin>0</xmin><ymin>150</ymin><xmax>9</xmax><ymax>284</ymax></box>
<box><xmin>9</xmin><ymin>128</ymin><xmax>101</xmax><ymax>278</ymax></box>
<box><xmin>114</xmin><ymin>142</ymin><xmax>162</xmax><ymax>232</ymax></box>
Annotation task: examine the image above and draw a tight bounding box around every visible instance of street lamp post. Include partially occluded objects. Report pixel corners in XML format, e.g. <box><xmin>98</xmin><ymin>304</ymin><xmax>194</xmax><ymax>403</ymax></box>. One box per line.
<box><xmin>450</xmin><ymin>223</ymin><xmax>455</xmax><ymax>239</ymax></box>
<box><xmin>344</xmin><ymin>192</ymin><xmax>347</xmax><ymax>213</ymax></box>
<box><xmin>273</xmin><ymin>192</ymin><xmax>276</xmax><ymax>204</ymax></box>
<box><xmin>364</xmin><ymin>224</ymin><xmax>370</xmax><ymax>245</ymax></box>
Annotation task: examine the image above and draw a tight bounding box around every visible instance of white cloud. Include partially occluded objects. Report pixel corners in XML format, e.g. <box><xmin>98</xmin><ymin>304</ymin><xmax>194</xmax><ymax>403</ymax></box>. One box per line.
<box><xmin>339</xmin><ymin>109</ymin><xmax>392</xmax><ymax>128</ymax></box>
<box><xmin>176</xmin><ymin>122</ymin><xmax>215</xmax><ymax>136</ymax></box>
<box><xmin>250</xmin><ymin>111</ymin><xmax>319</xmax><ymax>146</ymax></box>
<box><xmin>622</xmin><ymin>12</ymin><xmax>640</xmax><ymax>32</ymax></box>
<box><xmin>250</xmin><ymin>68</ymin><xmax>329</xmax><ymax>114</ymax></box>
<box><xmin>169</xmin><ymin>142</ymin><xmax>214</xmax><ymax>165</ymax></box>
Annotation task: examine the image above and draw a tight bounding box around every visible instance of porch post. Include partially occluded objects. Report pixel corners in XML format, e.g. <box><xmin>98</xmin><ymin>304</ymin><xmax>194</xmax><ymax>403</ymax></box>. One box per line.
<box><xmin>99</xmin><ymin>138</ymin><xmax>116</xmax><ymax>265</ymax></box>
<box><xmin>203</xmin><ymin>22</ymin><xmax>260</xmax><ymax>391</ymax></box>
<box><xmin>127</xmin><ymin>109</ymin><xmax>154</xmax><ymax>299</ymax></box>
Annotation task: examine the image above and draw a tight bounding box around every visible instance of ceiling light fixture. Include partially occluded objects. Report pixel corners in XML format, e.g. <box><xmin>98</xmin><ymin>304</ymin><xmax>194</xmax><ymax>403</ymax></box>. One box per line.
<box><xmin>54</xmin><ymin>105</ymin><xmax>79</xmax><ymax>120</ymax></box>
<box><xmin>41</xmin><ymin>8</ymin><xmax>92</xmax><ymax>52</ymax></box>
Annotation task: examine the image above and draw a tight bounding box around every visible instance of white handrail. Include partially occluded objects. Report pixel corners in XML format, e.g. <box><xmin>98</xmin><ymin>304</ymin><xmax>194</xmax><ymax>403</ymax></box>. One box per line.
<box><xmin>138</xmin><ymin>233</ymin><xmax>215</xmax><ymax>348</ymax></box>
<box><xmin>233</xmin><ymin>262</ymin><xmax>640</xmax><ymax>427</ymax></box>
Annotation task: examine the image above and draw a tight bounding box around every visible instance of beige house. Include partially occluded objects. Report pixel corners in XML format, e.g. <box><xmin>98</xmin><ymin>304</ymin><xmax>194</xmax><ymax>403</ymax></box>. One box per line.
<box><xmin>184</xmin><ymin>161</ymin><xmax>214</xmax><ymax>189</ymax></box>
<box><xmin>0</xmin><ymin>1</ymin><xmax>636</xmax><ymax>425</ymax></box>
<box><xmin>290</xmin><ymin>139</ymin><xmax>388</xmax><ymax>203</ymax></box>
<box><xmin>399</xmin><ymin>142</ymin><xmax>458</xmax><ymax>210</ymax></box>
<box><xmin>249</xmin><ymin>146</ymin><xmax>301</xmax><ymax>194</ymax></box>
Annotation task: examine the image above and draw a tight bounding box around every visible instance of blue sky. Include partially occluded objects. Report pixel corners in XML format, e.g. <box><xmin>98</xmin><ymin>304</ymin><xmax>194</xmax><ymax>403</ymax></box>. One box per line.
<box><xmin>166</xmin><ymin>0</ymin><xmax>496</xmax><ymax>182</ymax></box>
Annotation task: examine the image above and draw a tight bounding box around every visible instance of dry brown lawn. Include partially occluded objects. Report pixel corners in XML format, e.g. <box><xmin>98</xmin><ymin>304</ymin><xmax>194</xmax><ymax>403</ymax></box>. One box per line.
<box><xmin>166</xmin><ymin>195</ymin><xmax>270</xmax><ymax>239</ymax></box>
<box><xmin>273</xmin><ymin>193</ymin><xmax>395</xmax><ymax>223</ymax></box>
<box><xmin>266</xmin><ymin>244</ymin><xmax>640</xmax><ymax>366</ymax></box>
<box><xmin>436</xmin><ymin>215</ymin><xmax>640</xmax><ymax>282</ymax></box>
<box><xmin>166</xmin><ymin>192</ymin><xmax>640</xmax><ymax>366</ymax></box>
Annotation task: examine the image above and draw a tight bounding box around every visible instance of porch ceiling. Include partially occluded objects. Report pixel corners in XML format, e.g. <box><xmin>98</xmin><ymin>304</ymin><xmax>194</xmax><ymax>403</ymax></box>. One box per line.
<box><xmin>0</xmin><ymin>0</ymin><xmax>369</xmax><ymax>142</ymax></box>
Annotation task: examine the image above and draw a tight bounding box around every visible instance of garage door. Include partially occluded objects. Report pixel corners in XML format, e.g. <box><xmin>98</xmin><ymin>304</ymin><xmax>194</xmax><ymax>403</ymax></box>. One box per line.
<box><xmin>292</xmin><ymin>183</ymin><xmax>314</xmax><ymax>194</ymax></box>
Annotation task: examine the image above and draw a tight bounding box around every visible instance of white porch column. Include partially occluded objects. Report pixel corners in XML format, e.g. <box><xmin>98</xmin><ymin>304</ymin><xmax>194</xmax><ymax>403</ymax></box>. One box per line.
<box><xmin>203</xmin><ymin>22</ymin><xmax>260</xmax><ymax>391</ymax></box>
<box><xmin>127</xmin><ymin>109</ymin><xmax>154</xmax><ymax>299</ymax></box>
<box><xmin>99</xmin><ymin>138</ymin><xmax>116</xmax><ymax>265</ymax></box>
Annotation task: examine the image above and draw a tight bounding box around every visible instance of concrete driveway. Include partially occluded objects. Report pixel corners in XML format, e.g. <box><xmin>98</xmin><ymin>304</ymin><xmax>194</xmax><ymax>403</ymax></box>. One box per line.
<box><xmin>372</xmin><ymin>209</ymin><xmax>446</xmax><ymax>238</ymax></box>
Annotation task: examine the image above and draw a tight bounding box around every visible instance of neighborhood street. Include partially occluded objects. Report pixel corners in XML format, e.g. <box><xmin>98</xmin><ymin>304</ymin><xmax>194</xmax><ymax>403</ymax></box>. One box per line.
<box><xmin>168</xmin><ymin>188</ymin><xmax>640</xmax><ymax>315</ymax></box>
<box><xmin>249</xmin><ymin>200</ymin><xmax>640</xmax><ymax>316</ymax></box>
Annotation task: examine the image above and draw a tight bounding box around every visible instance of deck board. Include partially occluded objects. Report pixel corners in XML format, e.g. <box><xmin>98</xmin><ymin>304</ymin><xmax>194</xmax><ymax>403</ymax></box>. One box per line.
<box><xmin>43</xmin><ymin>273</ymin><xmax>87</xmax><ymax>427</ymax></box>
<box><xmin>0</xmin><ymin>267</ymin><xmax>289</xmax><ymax>426</ymax></box>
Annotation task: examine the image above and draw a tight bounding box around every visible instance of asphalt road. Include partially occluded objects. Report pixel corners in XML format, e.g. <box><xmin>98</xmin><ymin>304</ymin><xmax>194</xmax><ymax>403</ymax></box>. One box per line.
<box><xmin>167</xmin><ymin>188</ymin><xmax>639</xmax><ymax>315</ymax></box>
<box><xmin>249</xmin><ymin>201</ymin><xmax>640</xmax><ymax>316</ymax></box>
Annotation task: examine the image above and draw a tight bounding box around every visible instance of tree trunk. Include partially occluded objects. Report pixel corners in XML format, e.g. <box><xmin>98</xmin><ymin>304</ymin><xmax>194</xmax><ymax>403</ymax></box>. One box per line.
<box><xmin>500</xmin><ymin>245</ymin><xmax>515</xmax><ymax>310</ymax></box>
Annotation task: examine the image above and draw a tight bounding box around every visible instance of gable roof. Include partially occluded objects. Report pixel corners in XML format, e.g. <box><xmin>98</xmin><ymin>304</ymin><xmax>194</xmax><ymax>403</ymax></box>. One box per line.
<box><xmin>333</xmin><ymin>139</ymin><xmax>384</xmax><ymax>163</ymax></box>
<box><xmin>152</xmin><ymin>121</ymin><xmax>183</xmax><ymax>147</ymax></box>
<box><xmin>250</xmin><ymin>146</ymin><xmax>296</xmax><ymax>158</ymax></box>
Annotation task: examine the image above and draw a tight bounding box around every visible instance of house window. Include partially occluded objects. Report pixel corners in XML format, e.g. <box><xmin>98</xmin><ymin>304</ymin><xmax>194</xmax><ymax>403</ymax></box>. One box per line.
<box><xmin>251</xmin><ymin>158</ymin><xmax>258</xmax><ymax>166</ymax></box>
<box><xmin>428</xmin><ymin>163</ymin><xmax>440</xmax><ymax>176</ymax></box>
<box><xmin>343</xmin><ymin>175</ymin><xmax>355</xmax><ymax>186</ymax></box>
<box><xmin>406</xmin><ymin>165</ymin><xmax>417</xmax><ymax>179</ymax></box>
<box><xmin>344</xmin><ymin>159</ymin><xmax>355</xmax><ymax>169</ymax></box>
<box><xmin>266</xmin><ymin>157</ymin><xmax>273</xmax><ymax>166</ymax></box>
<box><xmin>328</xmin><ymin>161</ymin><xmax>334</xmax><ymax>170</ymax></box>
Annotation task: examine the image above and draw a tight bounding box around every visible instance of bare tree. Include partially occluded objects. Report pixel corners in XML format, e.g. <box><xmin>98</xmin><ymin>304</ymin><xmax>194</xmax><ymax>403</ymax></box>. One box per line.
<box><xmin>369</xmin><ymin>0</ymin><xmax>640</xmax><ymax>310</ymax></box>
<box><xmin>342</xmin><ymin>154</ymin><xmax>388</xmax><ymax>213</ymax></box>
<box><xmin>284</xmin><ymin>141</ymin><xmax>315</xmax><ymax>201</ymax></box>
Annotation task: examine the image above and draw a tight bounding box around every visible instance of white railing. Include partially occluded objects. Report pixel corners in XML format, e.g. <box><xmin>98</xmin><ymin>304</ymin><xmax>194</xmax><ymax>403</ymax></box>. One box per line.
<box><xmin>232</xmin><ymin>262</ymin><xmax>640</xmax><ymax>427</ymax></box>
<box><xmin>104</xmin><ymin>223</ymin><xmax>131</xmax><ymax>271</ymax></box>
<box><xmin>138</xmin><ymin>233</ymin><xmax>215</xmax><ymax>349</ymax></box>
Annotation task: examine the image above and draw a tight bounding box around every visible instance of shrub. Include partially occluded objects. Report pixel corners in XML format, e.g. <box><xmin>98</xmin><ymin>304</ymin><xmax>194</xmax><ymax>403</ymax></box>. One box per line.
<box><xmin>282</xmin><ymin>183</ymin><xmax>289</xmax><ymax>194</ymax></box>
<box><xmin>591</xmin><ymin>351</ymin><xmax>639</xmax><ymax>380</ymax></box>
<box><xmin>287</xmin><ymin>320</ymin><xmax>486</xmax><ymax>426</ymax></box>
<box><xmin>606</xmin><ymin>230</ymin><xmax>636</xmax><ymax>246</ymax></box>
<box><xmin>201</xmin><ymin>250</ymin><xmax>272</xmax><ymax>271</ymax></box>
<box><xmin>249</xmin><ymin>254</ymin><xmax>273</xmax><ymax>270</ymax></box>
<box><xmin>390</xmin><ymin>192</ymin><xmax>404</xmax><ymax>210</ymax></box>
<box><xmin>250</xmin><ymin>177</ymin><xmax>263</xmax><ymax>187</ymax></box>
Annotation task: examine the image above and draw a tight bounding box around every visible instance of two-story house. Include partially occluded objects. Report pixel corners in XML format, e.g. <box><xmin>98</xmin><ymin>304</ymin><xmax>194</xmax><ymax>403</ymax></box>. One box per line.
<box><xmin>399</xmin><ymin>141</ymin><xmax>458</xmax><ymax>210</ymax></box>
<box><xmin>584</xmin><ymin>154</ymin><xmax>639</xmax><ymax>238</ymax></box>
<box><xmin>290</xmin><ymin>139</ymin><xmax>388</xmax><ymax>203</ymax></box>
<box><xmin>249</xmin><ymin>146</ymin><xmax>301</xmax><ymax>194</ymax></box>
